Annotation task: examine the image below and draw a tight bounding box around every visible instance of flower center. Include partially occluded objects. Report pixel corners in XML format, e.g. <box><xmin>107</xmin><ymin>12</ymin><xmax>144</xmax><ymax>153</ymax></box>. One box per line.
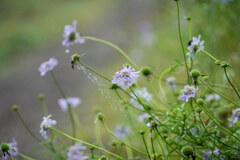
<box><xmin>69</xmin><ymin>33</ymin><xmax>76</xmax><ymax>41</ymax></box>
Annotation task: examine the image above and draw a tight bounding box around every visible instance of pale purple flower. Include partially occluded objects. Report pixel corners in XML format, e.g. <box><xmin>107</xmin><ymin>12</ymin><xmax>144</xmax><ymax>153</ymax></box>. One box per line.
<box><xmin>58</xmin><ymin>97</ymin><xmax>81</xmax><ymax>112</ymax></box>
<box><xmin>228</xmin><ymin>108</ymin><xmax>240</xmax><ymax>127</ymax></box>
<box><xmin>202</xmin><ymin>148</ymin><xmax>225</xmax><ymax>160</ymax></box>
<box><xmin>130</xmin><ymin>87</ymin><xmax>153</xmax><ymax>110</ymax></box>
<box><xmin>112</xmin><ymin>65</ymin><xmax>140</xmax><ymax>89</ymax></box>
<box><xmin>206</xmin><ymin>94</ymin><xmax>221</xmax><ymax>102</ymax></box>
<box><xmin>187</xmin><ymin>35</ymin><xmax>204</xmax><ymax>59</ymax></box>
<box><xmin>166</xmin><ymin>76</ymin><xmax>176</xmax><ymax>90</ymax></box>
<box><xmin>2</xmin><ymin>139</ymin><xmax>18</xmax><ymax>160</ymax></box>
<box><xmin>67</xmin><ymin>143</ymin><xmax>88</xmax><ymax>160</ymax></box>
<box><xmin>40</xmin><ymin>115</ymin><xmax>57</xmax><ymax>139</ymax></box>
<box><xmin>62</xmin><ymin>20</ymin><xmax>85</xmax><ymax>53</ymax></box>
<box><xmin>114</xmin><ymin>125</ymin><xmax>131</xmax><ymax>139</ymax></box>
<box><xmin>38</xmin><ymin>57</ymin><xmax>58</xmax><ymax>76</ymax></box>
<box><xmin>138</xmin><ymin>113</ymin><xmax>151</xmax><ymax>122</ymax></box>
<box><xmin>179</xmin><ymin>85</ymin><xmax>197</xmax><ymax>103</ymax></box>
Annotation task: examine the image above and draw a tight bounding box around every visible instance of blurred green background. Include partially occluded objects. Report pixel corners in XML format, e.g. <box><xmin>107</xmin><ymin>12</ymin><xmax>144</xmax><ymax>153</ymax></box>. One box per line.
<box><xmin>0</xmin><ymin>0</ymin><xmax>239</xmax><ymax>158</ymax></box>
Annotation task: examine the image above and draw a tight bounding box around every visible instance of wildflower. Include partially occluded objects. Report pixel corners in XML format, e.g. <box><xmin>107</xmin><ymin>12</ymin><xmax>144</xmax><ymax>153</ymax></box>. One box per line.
<box><xmin>38</xmin><ymin>57</ymin><xmax>58</xmax><ymax>76</ymax></box>
<box><xmin>1</xmin><ymin>139</ymin><xmax>18</xmax><ymax>160</ymax></box>
<box><xmin>112</xmin><ymin>65</ymin><xmax>140</xmax><ymax>89</ymax></box>
<box><xmin>62</xmin><ymin>20</ymin><xmax>85</xmax><ymax>53</ymax></box>
<box><xmin>114</xmin><ymin>125</ymin><xmax>131</xmax><ymax>139</ymax></box>
<box><xmin>40</xmin><ymin>115</ymin><xmax>57</xmax><ymax>139</ymax></box>
<box><xmin>58</xmin><ymin>97</ymin><xmax>81</xmax><ymax>112</ymax></box>
<box><xmin>138</xmin><ymin>113</ymin><xmax>151</xmax><ymax>122</ymax></box>
<box><xmin>179</xmin><ymin>85</ymin><xmax>197</xmax><ymax>103</ymax></box>
<box><xmin>228</xmin><ymin>108</ymin><xmax>240</xmax><ymax>127</ymax></box>
<box><xmin>130</xmin><ymin>87</ymin><xmax>153</xmax><ymax>110</ymax></box>
<box><xmin>202</xmin><ymin>148</ymin><xmax>225</xmax><ymax>160</ymax></box>
<box><xmin>67</xmin><ymin>143</ymin><xmax>89</xmax><ymax>160</ymax></box>
<box><xmin>146</xmin><ymin>119</ymin><xmax>159</xmax><ymax>129</ymax></box>
<box><xmin>187</xmin><ymin>35</ymin><xmax>204</xmax><ymax>59</ymax></box>
<box><xmin>166</xmin><ymin>76</ymin><xmax>176</xmax><ymax>90</ymax></box>
<box><xmin>206</xmin><ymin>94</ymin><xmax>221</xmax><ymax>102</ymax></box>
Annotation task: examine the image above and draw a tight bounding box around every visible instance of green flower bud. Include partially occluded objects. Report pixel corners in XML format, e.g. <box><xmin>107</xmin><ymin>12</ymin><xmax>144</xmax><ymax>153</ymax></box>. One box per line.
<box><xmin>139</xmin><ymin>130</ymin><xmax>145</xmax><ymax>135</ymax></box>
<box><xmin>181</xmin><ymin>145</ymin><xmax>193</xmax><ymax>157</ymax></box>
<box><xmin>191</xmin><ymin>69</ymin><xmax>200</xmax><ymax>79</ymax></box>
<box><xmin>89</xmin><ymin>146</ymin><xmax>95</xmax><ymax>150</ymax></box>
<box><xmin>196</xmin><ymin>108</ymin><xmax>202</xmax><ymax>113</ymax></box>
<box><xmin>99</xmin><ymin>155</ymin><xmax>108</xmax><ymax>160</ymax></box>
<box><xmin>185</xmin><ymin>16</ymin><xmax>191</xmax><ymax>21</ymax></box>
<box><xmin>71</xmin><ymin>53</ymin><xmax>81</xmax><ymax>62</ymax></box>
<box><xmin>37</xmin><ymin>93</ymin><xmax>45</xmax><ymax>101</ymax></box>
<box><xmin>215</xmin><ymin>60</ymin><xmax>221</xmax><ymax>66</ymax></box>
<box><xmin>1</xmin><ymin>143</ymin><xmax>10</xmax><ymax>153</ymax></box>
<box><xmin>11</xmin><ymin>105</ymin><xmax>20</xmax><ymax>111</ymax></box>
<box><xmin>111</xmin><ymin>140</ymin><xmax>118</xmax><ymax>147</ymax></box>
<box><xmin>163</xmin><ymin>134</ymin><xmax>168</xmax><ymax>139</ymax></box>
<box><xmin>141</xmin><ymin>66</ymin><xmax>152</xmax><ymax>77</ymax></box>
<box><xmin>110</xmin><ymin>84</ymin><xmax>119</xmax><ymax>90</ymax></box>
<box><xmin>197</xmin><ymin>99</ymin><xmax>205</xmax><ymax>105</ymax></box>
<box><xmin>220</xmin><ymin>61</ymin><xmax>229</xmax><ymax>68</ymax></box>
<box><xmin>97</xmin><ymin>112</ymin><xmax>104</xmax><ymax>121</ymax></box>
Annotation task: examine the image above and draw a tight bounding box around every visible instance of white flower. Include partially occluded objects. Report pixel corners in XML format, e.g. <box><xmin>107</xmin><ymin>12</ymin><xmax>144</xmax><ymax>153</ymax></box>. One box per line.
<box><xmin>40</xmin><ymin>115</ymin><xmax>57</xmax><ymax>139</ymax></box>
<box><xmin>187</xmin><ymin>35</ymin><xmax>204</xmax><ymax>59</ymax></box>
<box><xmin>38</xmin><ymin>57</ymin><xmax>58</xmax><ymax>76</ymax></box>
<box><xmin>166</xmin><ymin>76</ymin><xmax>176</xmax><ymax>90</ymax></box>
<box><xmin>114</xmin><ymin>125</ymin><xmax>131</xmax><ymax>140</ymax></box>
<box><xmin>62</xmin><ymin>20</ymin><xmax>85</xmax><ymax>53</ymax></box>
<box><xmin>228</xmin><ymin>108</ymin><xmax>240</xmax><ymax>127</ymax></box>
<box><xmin>112</xmin><ymin>65</ymin><xmax>140</xmax><ymax>89</ymax></box>
<box><xmin>58</xmin><ymin>97</ymin><xmax>81</xmax><ymax>112</ymax></box>
<box><xmin>206</xmin><ymin>94</ymin><xmax>221</xmax><ymax>102</ymax></box>
<box><xmin>130</xmin><ymin>87</ymin><xmax>153</xmax><ymax>110</ymax></box>
<box><xmin>179</xmin><ymin>85</ymin><xmax>197</xmax><ymax>103</ymax></box>
<box><xmin>67</xmin><ymin>143</ymin><xmax>88</xmax><ymax>160</ymax></box>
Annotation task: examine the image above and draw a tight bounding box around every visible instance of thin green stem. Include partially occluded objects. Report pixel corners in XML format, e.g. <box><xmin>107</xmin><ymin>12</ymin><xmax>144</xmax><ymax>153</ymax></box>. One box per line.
<box><xmin>15</xmin><ymin>110</ymin><xmax>40</xmax><ymax>142</ymax></box>
<box><xmin>154</xmin><ymin>131</ymin><xmax>166</xmax><ymax>160</ymax></box>
<box><xmin>200</xmin><ymin>79</ymin><xmax>240</xmax><ymax>107</ymax></box>
<box><xmin>150</xmin><ymin>130</ymin><xmax>156</xmax><ymax>160</ymax></box>
<box><xmin>81</xmin><ymin>36</ymin><xmax>139</xmax><ymax>70</ymax></box>
<box><xmin>155</xmin><ymin>128</ymin><xmax>185</xmax><ymax>158</ymax></box>
<box><xmin>175</xmin><ymin>0</ymin><xmax>190</xmax><ymax>84</ymax></box>
<box><xmin>101</xmin><ymin>121</ymin><xmax>148</xmax><ymax>156</ymax></box>
<box><xmin>201</xmin><ymin>50</ymin><xmax>218</xmax><ymax>61</ymax></box>
<box><xmin>77</xmin><ymin>60</ymin><xmax>111</xmax><ymax>82</ymax></box>
<box><xmin>50</xmin><ymin>127</ymin><xmax>123</xmax><ymax>159</ymax></box>
<box><xmin>18</xmin><ymin>153</ymin><xmax>36</xmax><ymax>160</ymax></box>
<box><xmin>223</xmin><ymin>67</ymin><xmax>240</xmax><ymax>99</ymax></box>
<box><xmin>41</xmin><ymin>100</ymin><xmax>48</xmax><ymax>116</ymax></box>
<box><xmin>141</xmin><ymin>134</ymin><xmax>152</xmax><ymax>160</ymax></box>
<box><xmin>50</xmin><ymin>71</ymin><xmax>76</xmax><ymax>141</ymax></box>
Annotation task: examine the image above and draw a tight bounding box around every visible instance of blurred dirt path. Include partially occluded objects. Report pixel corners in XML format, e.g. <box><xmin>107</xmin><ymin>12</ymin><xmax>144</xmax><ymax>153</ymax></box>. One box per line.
<box><xmin>0</xmin><ymin>0</ymin><xmax>158</xmax><ymax>157</ymax></box>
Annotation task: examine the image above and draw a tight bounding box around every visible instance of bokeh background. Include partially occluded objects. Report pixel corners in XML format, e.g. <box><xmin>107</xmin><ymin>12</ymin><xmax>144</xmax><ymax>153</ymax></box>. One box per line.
<box><xmin>0</xmin><ymin>0</ymin><xmax>239</xmax><ymax>158</ymax></box>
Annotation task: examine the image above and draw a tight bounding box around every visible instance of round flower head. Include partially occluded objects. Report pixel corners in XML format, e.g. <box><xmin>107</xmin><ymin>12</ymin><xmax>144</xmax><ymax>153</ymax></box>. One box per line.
<box><xmin>114</xmin><ymin>125</ymin><xmax>131</xmax><ymax>140</ymax></box>
<box><xmin>38</xmin><ymin>57</ymin><xmax>58</xmax><ymax>76</ymax></box>
<box><xmin>2</xmin><ymin>138</ymin><xmax>18</xmax><ymax>160</ymax></box>
<box><xmin>179</xmin><ymin>85</ymin><xmax>197</xmax><ymax>103</ymax></box>
<box><xmin>58</xmin><ymin>97</ymin><xmax>81</xmax><ymax>112</ymax></box>
<box><xmin>67</xmin><ymin>143</ymin><xmax>88</xmax><ymax>160</ymax></box>
<box><xmin>130</xmin><ymin>87</ymin><xmax>153</xmax><ymax>110</ymax></box>
<box><xmin>112</xmin><ymin>65</ymin><xmax>140</xmax><ymax>90</ymax></box>
<box><xmin>62</xmin><ymin>20</ymin><xmax>85</xmax><ymax>53</ymax></box>
<box><xmin>228</xmin><ymin>108</ymin><xmax>240</xmax><ymax>127</ymax></box>
<box><xmin>40</xmin><ymin>115</ymin><xmax>57</xmax><ymax>139</ymax></box>
<box><xmin>187</xmin><ymin>35</ymin><xmax>204</xmax><ymax>59</ymax></box>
